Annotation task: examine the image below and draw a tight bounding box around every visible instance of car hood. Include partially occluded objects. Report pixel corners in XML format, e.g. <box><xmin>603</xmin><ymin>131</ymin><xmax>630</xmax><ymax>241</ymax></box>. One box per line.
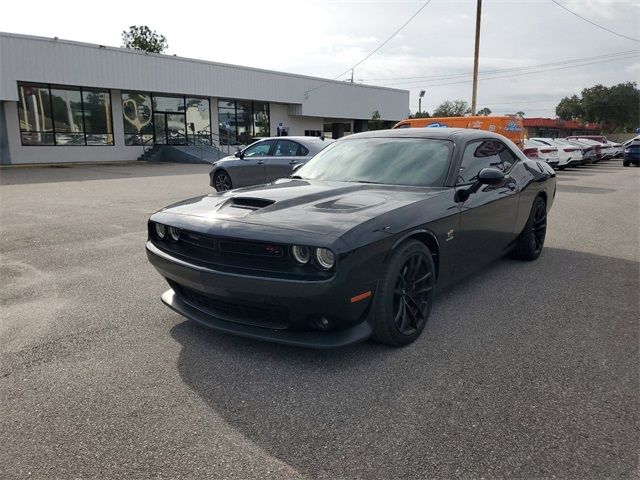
<box><xmin>157</xmin><ymin>179</ymin><xmax>447</xmax><ymax>237</ymax></box>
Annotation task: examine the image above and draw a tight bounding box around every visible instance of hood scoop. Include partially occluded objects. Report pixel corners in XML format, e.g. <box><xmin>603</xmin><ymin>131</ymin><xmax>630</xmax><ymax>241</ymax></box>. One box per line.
<box><xmin>225</xmin><ymin>196</ymin><xmax>275</xmax><ymax>211</ymax></box>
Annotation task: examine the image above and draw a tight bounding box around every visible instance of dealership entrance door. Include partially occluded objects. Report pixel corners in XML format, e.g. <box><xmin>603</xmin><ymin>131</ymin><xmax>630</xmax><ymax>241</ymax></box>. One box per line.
<box><xmin>154</xmin><ymin>112</ymin><xmax>186</xmax><ymax>145</ymax></box>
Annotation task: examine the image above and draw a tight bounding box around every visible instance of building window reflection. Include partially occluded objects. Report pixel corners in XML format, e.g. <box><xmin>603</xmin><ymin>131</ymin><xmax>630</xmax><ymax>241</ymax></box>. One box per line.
<box><xmin>123</xmin><ymin>92</ymin><xmax>210</xmax><ymax>146</ymax></box>
<box><xmin>218</xmin><ymin>99</ymin><xmax>270</xmax><ymax>145</ymax></box>
<box><xmin>18</xmin><ymin>83</ymin><xmax>113</xmax><ymax>146</ymax></box>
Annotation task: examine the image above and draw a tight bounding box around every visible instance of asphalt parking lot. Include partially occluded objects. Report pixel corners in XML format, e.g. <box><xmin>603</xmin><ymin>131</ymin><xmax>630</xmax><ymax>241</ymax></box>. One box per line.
<box><xmin>1</xmin><ymin>160</ymin><xmax>638</xmax><ymax>479</ymax></box>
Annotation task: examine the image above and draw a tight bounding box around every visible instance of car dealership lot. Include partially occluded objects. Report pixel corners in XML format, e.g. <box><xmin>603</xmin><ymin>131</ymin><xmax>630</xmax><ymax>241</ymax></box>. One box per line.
<box><xmin>1</xmin><ymin>161</ymin><xmax>638</xmax><ymax>478</ymax></box>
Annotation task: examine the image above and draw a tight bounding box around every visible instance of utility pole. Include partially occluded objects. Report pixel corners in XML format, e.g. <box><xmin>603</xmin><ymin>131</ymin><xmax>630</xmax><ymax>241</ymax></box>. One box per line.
<box><xmin>350</xmin><ymin>69</ymin><xmax>354</xmax><ymax>84</ymax></box>
<box><xmin>471</xmin><ymin>0</ymin><xmax>482</xmax><ymax>115</ymax></box>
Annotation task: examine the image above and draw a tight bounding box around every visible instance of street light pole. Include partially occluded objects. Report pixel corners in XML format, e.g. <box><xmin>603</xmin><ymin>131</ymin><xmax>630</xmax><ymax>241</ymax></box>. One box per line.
<box><xmin>471</xmin><ymin>0</ymin><xmax>482</xmax><ymax>115</ymax></box>
<box><xmin>418</xmin><ymin>89</ymin><xmax>426</xmax><ymax>116</ymax></box>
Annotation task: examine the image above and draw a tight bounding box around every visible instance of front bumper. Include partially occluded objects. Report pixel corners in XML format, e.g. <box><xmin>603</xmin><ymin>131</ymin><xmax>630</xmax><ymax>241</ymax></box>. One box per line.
<box><xmin>146</xmin><ymin>241</ymin><xmax>375</xmax><ymax>348</ymax></box>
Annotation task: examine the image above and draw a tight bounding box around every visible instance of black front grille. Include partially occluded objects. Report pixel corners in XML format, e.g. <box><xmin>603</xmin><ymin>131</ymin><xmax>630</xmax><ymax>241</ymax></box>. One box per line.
<box><xmin>173</xmin><ymin>283</ymin><xmax>289</xmax><ymax>330</ymax></box>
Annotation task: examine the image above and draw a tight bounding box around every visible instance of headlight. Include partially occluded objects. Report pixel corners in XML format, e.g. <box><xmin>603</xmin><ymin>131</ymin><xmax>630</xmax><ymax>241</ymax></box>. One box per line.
<box><xmin>168</xmin><ymin>226</ymin><xmax>180</xmax><ymax>241</ymax></box>
<box><xmin>155</xmin><ymin>223</ymin><xmax>166</xmax><ymax>239</ymax></box>
<box><xmin>315</xmin><ymin>248</ymin><xmax>335</xmax><ymax>269</ymax></box>
<box><xmin>291</xmin><ymin>245</ymin><xmax>311</xmax><ymax>264</ymax></box>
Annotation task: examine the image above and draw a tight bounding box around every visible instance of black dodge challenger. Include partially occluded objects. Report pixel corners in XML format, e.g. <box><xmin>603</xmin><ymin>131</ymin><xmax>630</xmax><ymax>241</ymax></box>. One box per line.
<box><xmin>146</xmin><ymin>128</ymin><xmax>556</xmax><ymax>348</ymax></box>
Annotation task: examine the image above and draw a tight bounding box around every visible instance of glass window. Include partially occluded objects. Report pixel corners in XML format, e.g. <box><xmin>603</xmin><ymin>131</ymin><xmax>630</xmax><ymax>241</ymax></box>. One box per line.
<box><xmin>218</xmin><ymin>100</ymin><xmax>236</xmax><ymax>145</ymax></box>
<box><xmin>218</xmin><ymin>99</ymin><xmax>271</xmax><ymax>145</ymax></box>
<box><xmin>153</xmin><ymin>95</ymin><xmax>184</xmax><ymax>113</ymax></box>
<box><xmin>83</xmin><ymin>90</ymin><xmax>113</xmax><ymax>144</ymax></box>
<box><xmin>253</xmin><ymin>102</ymin><xmax>270</xmax><ymax>137</ymax></box>
<box><xmin>236</xmin><ymin>100</ymin><xmax>253</xmax><ymax>145</ymax></box>
<box><xmin>297</xmin><ymin>138</ymin><xmax>453</xmax><ymax>187</ymax></box>
<box><xmin>274</xmin><ymin>140</ymin><xmax>302</xmax><ymax>156</ymax></box>
<box><xmin>18</xmin><ymin>84</ymin><xmax>54</xmax><ymax>145</ymax></box>
<box><xmin>457</xmin><ymin>140</ymin><xmax>511</xmax><ymax>184</ymax></box>
<box><xmin>498</xmin><ymin>146</ymin><xmax>517</xmax><ymax>171</ymax></box>
<box><xmin>50</xmin><ymin>88</ymin><xmax>84</xmax><ymax>145</ymax></box>
<box><xmin>243</xmin><ymin>140</ymin><xmax>274</xmax><ymax>157</ymax></box>
<box><xmin>186</xmin><ymin>97</ymin><xmax>210</xmax><ymax>143</ymax></box>
<box><xmin>122</xmin><ymin>92</ymin><xmax>153</xmax><ymax>145</ymax></box>
<box><xmin>18</xmin><ymin>83</ymin><xmax>113</xmax><ymax>146</ymax></box>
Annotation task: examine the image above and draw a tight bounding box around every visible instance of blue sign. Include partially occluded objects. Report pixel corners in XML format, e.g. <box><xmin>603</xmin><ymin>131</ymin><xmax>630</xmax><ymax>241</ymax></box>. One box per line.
<box><xmin>425</xmin><ymin>122</ymin><xmax>449</xmax><ymax>128</ymax></box>
<box><xmin>504</xmin><ymin>121</ymin><xmax>523</xmax><ymax>132</ymax></box>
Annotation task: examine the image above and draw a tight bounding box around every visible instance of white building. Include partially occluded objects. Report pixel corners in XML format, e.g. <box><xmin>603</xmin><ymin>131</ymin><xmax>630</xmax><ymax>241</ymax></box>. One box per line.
<box><xmin>0</xmin><ymin>32</ymin><xmax>409</xmax><ymax>165</ymax></box>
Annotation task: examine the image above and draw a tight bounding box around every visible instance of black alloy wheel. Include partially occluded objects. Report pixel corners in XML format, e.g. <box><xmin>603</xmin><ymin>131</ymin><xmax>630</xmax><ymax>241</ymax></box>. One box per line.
<box><xmin>531</xmin><ymin>200</ymin><xmax>547</xmax><ymax>255</ymax></box>
<box><xmin>513</xmin><ymin>196</ymin><xmax>547</xmax><ymax>261</ymax></box>
<box><xmin>214</xmin><ymin>171</ymin><xmax>232</xmax><ymax>191</ymax></box>
<box><xmin>393</xmin><ymin>253</ymin><xmax>433</xmax><ymax>335</ymax></box>
<box><xmin>372</xmin><ymin>240</ymin><xmax>436</xmax><ymax>346</ymax></box>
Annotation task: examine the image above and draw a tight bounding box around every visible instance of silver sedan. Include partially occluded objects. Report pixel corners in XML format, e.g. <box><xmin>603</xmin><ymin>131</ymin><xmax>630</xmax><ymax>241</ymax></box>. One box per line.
<box><xmin>209</xmin><ymin>137</ymin><xmax>333</xmax><ymax>191</ymax></box>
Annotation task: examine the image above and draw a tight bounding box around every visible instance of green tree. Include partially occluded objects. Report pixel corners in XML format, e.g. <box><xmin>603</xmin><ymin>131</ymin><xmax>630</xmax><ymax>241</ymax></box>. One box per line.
<box><xmin>555</xmin><ymin>83</ymin><xmax>639</xmax><ymax>132</ymax></box>
<box><xmin>515</xmin><ymin>111</ymin><xmax>525</xmax><ymax>118</ymax></box>
<box><xmin>432</xmin><ymin>100</ymin><xmax>471</xmax><ymax>117</ymax></box>
<box><xmin>409</xmin><ymin>111</ymin><xmax>431</xmax><ymax>119</ymax></box>
<box><xmin>556</xmin><ymin>95</ymin><xmax>583</xmax><ymax>120</ymax></box>
<box><xmin>477</xmin><ymin>107</ymin><xmax>492</xmax><ymax>116</ymax></box>
<box><xmin>581</xmin><ymin>82</ymin><xmax>639</xmax><ymax>132</ymax></box>
<box><xmin>368</xmin><ymin>110</ymin><xmax>385</xmax><ymax>130</ymax></box>
<box><xmin>122</xmin><ymin>26</ymin><xmax>168</xmax><ymax>53</ymax></box>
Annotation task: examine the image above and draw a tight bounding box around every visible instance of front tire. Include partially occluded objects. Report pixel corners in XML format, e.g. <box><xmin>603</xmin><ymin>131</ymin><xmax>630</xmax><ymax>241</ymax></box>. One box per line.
<box><xmin>513</xmin><ymin>196</ymin><xmax>547</xmax><ymax>261</ymax></box>
<box><xmin>623</xmin><ymin>160</ymin><xmax>630</xmax><ymax>167</ymax></box>
<box><xmin>372</xmin><ymin>240</ymin><xmax>436</xmax><ymax>346</ymax></box>
<box><xmin>213</xmin><ymin>170</ymin><xmax>233</xmax><ymax>191</ymax></box>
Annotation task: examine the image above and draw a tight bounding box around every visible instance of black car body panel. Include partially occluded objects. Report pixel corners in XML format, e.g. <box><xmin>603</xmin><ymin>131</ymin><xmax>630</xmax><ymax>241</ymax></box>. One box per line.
<box><xmin>147</xmin><ymin>128</ymin><xmax>556</xmax><ymax>347</ymax></box>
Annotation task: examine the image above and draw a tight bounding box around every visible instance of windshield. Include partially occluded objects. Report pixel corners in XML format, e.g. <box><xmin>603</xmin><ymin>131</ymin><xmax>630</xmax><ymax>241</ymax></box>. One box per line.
<box><xmin>295</xmin><ymin>138</ymin><xmax>453</xmax><ymax>187</ymax></box>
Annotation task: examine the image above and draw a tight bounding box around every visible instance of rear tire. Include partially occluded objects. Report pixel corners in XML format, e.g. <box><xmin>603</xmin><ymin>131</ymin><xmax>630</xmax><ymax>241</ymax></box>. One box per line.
<box><xmin>623</xmin><ymin>160</ymin><xmax>630</xmax><ymax>167</ymax></box>
<box><xmin>372</xmin><ymin>240</ymin><xmax>436</xmax><ymax>346</ymax></box>
<box><xmin>513</xmin><ymin>196</ymin><xmax>547</xmax><ymax>261</ymax></box>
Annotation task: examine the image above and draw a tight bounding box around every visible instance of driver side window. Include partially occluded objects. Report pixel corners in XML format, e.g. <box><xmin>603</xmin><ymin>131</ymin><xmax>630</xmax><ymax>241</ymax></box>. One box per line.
<box><xmin>243</xmin><ymin>140</ymin><xmax>274</xmax><ymax>157</ymax></box>
<box><xmin>457</xmin><ymin>140</ymin><xmax>514</xmax><ymax>184</ymax></box>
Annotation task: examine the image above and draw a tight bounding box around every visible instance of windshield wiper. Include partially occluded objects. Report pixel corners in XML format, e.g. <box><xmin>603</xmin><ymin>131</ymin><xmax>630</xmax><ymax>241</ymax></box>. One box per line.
<box><xmin>289</xmin><ymin>175</ymin><xmax>306</xmax><ymax>179</ymax></box>
<box><xmin>351</xmin><ymin>180</ymin><xmax>386</xmax><ymax>184</ymax></box>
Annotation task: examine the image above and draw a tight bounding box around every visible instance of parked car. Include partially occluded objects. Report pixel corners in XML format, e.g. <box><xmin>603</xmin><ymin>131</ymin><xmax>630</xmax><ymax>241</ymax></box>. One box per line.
<box><xmin>529</xmin><ymin>138</ymin><xmax>583</xmax><ymax>169</ymax></box>
<box><xmin>623</xmin><ymin>141</ymin><xmax>640</xmax><ymax>166</ymax></box>
<box><xmin>209</xmin><ymin>137</ymin><xmax>333</xmax><ymax>191</ymax></box>
<box><xmin>567</xmin><ymin>137</ymin><xmax>614</xmax><ymax>160</ymax></box>
<box><xmin>566</xmin><ymin>135</ymin><xmax>622</xmax><ymax>157</ymax></box>
<box><xmin>524</xmin><ymin>140</ymin><xmax>560</xmax><ymax>168</ymax></box>
<box><xmin>147</xmin><ymin>128</ymin><xmax>556</xmax><ymax>348</ymax></box>
<box><xmin>564</xmin><ymin>138</ymin><xmax>600</xmax><ymax>163</ymax></box>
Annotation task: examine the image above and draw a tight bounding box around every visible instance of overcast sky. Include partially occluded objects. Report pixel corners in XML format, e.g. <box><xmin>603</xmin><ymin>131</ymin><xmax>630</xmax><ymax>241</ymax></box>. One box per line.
<box><xmin>1</xmin><ymin>0</ymin><xmax>638</xmax><ymax>118</ymax></box>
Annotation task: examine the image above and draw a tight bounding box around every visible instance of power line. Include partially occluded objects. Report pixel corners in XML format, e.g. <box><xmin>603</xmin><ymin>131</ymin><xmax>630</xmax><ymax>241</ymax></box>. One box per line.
<box><xmin>359</xmin><ymin>50</ymin><xmax>638</xmax><ymax>83</ymax></box>
<box><xmin>333</xmin><ymin>0</ymin><xmax>433</xmax><ymax>81</ymax></box>
<box><xmin>380</xmin><ymin>52</ymin><xmax>639</xmax><ymax>87</ymax></box>
<box><xmin>304</xmin><ymin>0</ymin><xmax>432</xmax><ymax>96</ymax></box>
<box><xmin>551</xmin><ymin>0</ymin><xmax>640</xmax><ymax>43</ymax></box>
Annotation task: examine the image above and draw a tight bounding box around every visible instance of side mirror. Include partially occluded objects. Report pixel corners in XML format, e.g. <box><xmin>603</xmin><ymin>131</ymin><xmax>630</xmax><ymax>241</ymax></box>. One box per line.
<box><xmin>455</xmin><ymin>167</ymin><xmax>505</xmax><ymax>203</ymax></box>
<box><xmin>234</xmin><ymin>150</ymin><xmax>244</xmax><ymax>159</ymax></box>
<box><xmin>477</xmin><ymin>167</ymin><xmax>505</xmax><ymax>185</ymax></box>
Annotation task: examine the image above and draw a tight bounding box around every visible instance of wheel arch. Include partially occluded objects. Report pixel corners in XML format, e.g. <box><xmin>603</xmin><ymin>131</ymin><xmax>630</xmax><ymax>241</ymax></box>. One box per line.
<box><xmin>391</xmin><ymin>229</ymin><xmax>440</xmax><ymax>281</ymax></box>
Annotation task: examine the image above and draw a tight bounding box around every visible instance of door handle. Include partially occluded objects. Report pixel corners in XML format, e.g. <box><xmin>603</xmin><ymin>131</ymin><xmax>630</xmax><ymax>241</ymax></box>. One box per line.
<box><xmin>289</xmin><ymin>160</ymin><xmax>297</xmax><ymax>164</ymax></box>
<box><xmin>257</xmin><ymin>160</ymin><xmax>264</xmax><ymax>164</ymax></box>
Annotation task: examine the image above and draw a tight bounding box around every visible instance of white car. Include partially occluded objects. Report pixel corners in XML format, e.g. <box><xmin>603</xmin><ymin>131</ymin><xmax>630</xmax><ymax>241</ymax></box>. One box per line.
<box><xmin>529</xmin><ymin>138</ymin><xmax>583</xmax><ymax>169</ymax></box>
<box><xmin>524</xmin><ymin>140</ymin><xmax>559</xmax><ymax>168</ymax></box>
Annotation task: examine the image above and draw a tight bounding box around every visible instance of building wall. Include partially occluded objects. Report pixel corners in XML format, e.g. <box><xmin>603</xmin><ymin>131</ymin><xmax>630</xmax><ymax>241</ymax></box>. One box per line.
<box><xmin>0</xmin><ymin>102</ymin><xmax>10</xmax><ymax>164</ymax></box>
<box><xmin>0</xmin><ymin>33</ymin><xmax>408</xmax><ymax>122</ymax></box>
